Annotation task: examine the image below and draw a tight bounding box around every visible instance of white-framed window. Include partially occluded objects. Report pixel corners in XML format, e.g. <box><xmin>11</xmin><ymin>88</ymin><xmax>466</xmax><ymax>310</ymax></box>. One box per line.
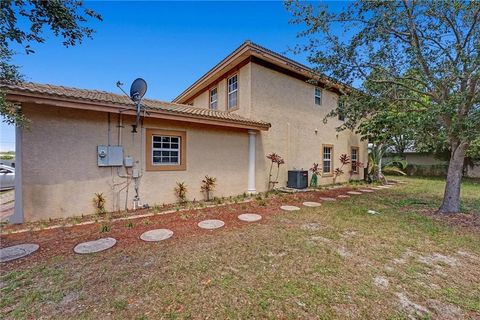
<box><xmin>323</xmin><ymin>145</ymin><xmax>332</xmax><ymax>173</ymax></box>
<box><xmin>315</xmin><ymin>87</ymin><xmax>322</xmax><ymax>105</ymax></box>
<box><xmin>152</xmin><ymin>135</ymin><xmax>181</xmax><ymax>165</ymax></box>
<box><xmin>209</xmin><ymin>87</ymin><xmax>217</xmax><ymax>110</ymax></box>
<box><xmin>351</xmin><ymin>147</ymin><xmax>358</xmax><ymax>173</ymax></box>
<box><xmin>227</xmin><ymin>74</ymin><xmax>238</xmax><ymax>109</ymax></box>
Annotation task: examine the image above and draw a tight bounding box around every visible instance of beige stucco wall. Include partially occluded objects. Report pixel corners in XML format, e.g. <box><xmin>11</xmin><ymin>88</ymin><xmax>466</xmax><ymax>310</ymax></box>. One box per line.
<box><xmin>21</xmin><ymin>104</ymin><xmax>250</xmax><ymax>221</ymax></box>
<box><xmin>248</xmin><ymin>63</ymin><xmax>368</xmax><ymax>190</ymax></box>
<box><xmin>188</xmin><ymin>61</ymin><xmax>368</xmax><ymax>191</ymax></box>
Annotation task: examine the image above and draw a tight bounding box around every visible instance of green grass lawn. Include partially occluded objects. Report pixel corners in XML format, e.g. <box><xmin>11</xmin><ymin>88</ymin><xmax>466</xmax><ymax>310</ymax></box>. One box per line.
<box><xmin>1</xmin><ymin>176</ymin><xmax>479</xmax><ymax>319</ymax></box>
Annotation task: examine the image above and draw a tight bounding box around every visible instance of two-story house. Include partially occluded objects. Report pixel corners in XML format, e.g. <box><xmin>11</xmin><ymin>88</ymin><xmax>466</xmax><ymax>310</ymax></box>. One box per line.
<box><xmin>3</xmin><ymin>41</ymin><xmax>367</xmax><ymax>223</ymax></box>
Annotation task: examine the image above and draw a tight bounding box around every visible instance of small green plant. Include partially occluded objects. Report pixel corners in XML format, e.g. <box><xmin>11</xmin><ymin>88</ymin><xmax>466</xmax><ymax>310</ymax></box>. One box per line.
<box><xmin>201</xmin><ymin>175</ymin><xmax>217</xmax><ymax>201</ymax></box>
<box><xmin>310</xmin><ymin>163</ymin><xmax>321</xmax><ymax>187</ymax></box>
<box><xmin>257</xmin><ymin>199</ymin><xmax>267</xmax><ymax>206</ymax></box>
<box><xmin>125</xmin><ymin>221</ymin><xmax>134</xmax><ymax>228</ymax></box>
<box><xmin>100</xmin><ymin>223</ymin><xmax>110</xmax><ymax>233</ymax></box>
<box><xmin>174</xmin><ymin>181</ymin><xmax>188</xmax><ymax>203</ymax></box>
<box><xmin>93</xmin><ymin>193</ymin><xmax>107</xmax><ymax>215</ymax></box>
<box><xmin>151</xmin><ymin>204</ymin><xmax>162</xmax><ymax>213</ymax></box>
<box><xmin>143</xmin><ymin>219</ymin><xmax>151</xmax><ymax>226</ymax></box>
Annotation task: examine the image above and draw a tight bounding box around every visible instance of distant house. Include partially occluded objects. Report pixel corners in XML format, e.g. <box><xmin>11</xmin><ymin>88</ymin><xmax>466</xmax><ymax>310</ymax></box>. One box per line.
<box><xmin>3</xmin><ymin>41</ymin><xmax>367</xmax><ymax>223</ymax></box>
<box><xmin>387</xmin><ymin>151</ymin><xmax>480</xmax><ymax>178</ymax></box>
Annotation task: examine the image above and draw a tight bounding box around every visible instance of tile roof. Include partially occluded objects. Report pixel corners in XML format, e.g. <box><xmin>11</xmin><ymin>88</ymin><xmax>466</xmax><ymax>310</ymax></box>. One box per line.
<box><xmin>2</xmin><ymin>82</ymin><xmax>270</xmax><ymax>129</ymax></box>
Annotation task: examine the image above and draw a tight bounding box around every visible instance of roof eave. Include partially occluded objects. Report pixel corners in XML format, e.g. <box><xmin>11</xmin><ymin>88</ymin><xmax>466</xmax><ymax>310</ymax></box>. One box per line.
<box><xmin>6</xmin><ymin>91</ymin><xmax>270</xmax><ymax>131</ymax></box>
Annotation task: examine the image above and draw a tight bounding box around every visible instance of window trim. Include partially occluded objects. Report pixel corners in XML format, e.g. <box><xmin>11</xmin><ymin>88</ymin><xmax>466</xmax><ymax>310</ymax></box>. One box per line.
<box><xmin>322</xmin><ymin>144</ymin><xmax>334</xmax><ymax>176</ymax></box>
<box><xmin>227</xmin><ymin>74</ymin><xmax>239</xmax><ymax>110</ymax></box>
<box><xmin>209</xmin><ymin>87</ymin><xmax>218</xmax><ymax>110</ymax></box>
<box><xmin>146</xmin><ymin>129</ymin><xmax>187</xmax><ymax>171</ymax></box>
<box><xmin>351</xmin><ymin>146</ymin><xmax>359</xmax><ymax>174</ymax></box>
<box><xmin>315</xmin><ymin>87</ymin><xmax>322</xmax><ymax>105</ymax></box>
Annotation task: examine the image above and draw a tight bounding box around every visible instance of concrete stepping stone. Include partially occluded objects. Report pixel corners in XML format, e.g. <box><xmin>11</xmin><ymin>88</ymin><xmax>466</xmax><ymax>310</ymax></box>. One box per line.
<box><xmin>370</xmin><ymin>187</ymin><xmax>382</xmax><ymax>190</ymax></box>
<box><xmin>280</xmin><ymin>205</ymin><xmax>300</xmax><ymax>211</ymax></box>
<box><xmin>238</xmin><ymin>213</ymin><xmax>262</xmax><ymax>222</ymax></box>
<box><xmin>378</xmin><ymin>185</ymin><xmax>391</xmax><ymax>189</ymax></box>
<box><xmin>347</xmin><ymin>191</ymin><xmax>363</xmax><ymax>195</ymax></box>
<box><xmin>198</xmin><ymin>219</ymin><xmax>225</xmax><ymax>229</ymax></box>
<box><xmin>0</xmin><ymin>244</ymin><xmax>39</xmax><ymax>262</ymax></box>
<box><xmin>337</xmin><ymin>194</ymin><xmax>350</xmax><ymax>198</ymax></box>
<box><xmin>140</xmin><ymin>229</ymin><xmax>173</xmax><ymax>242</ymax></box>
<box><xmin>319</xmin><ymin>197</ymin><xmax>336</xmax><ymax>201</ymax></box>
<box><xmin>302</xmin><ymin>201</ymin><xmax>322</xmax><ymax>207</ymax></box>
<box><xmin>74</xmin><ymin>237</ymin><xmax>116</xmax><ymax>254</ymax></box>
<box><xmin>359</xmin><ymin>189</ymin><xmax>374</xmax><ymax>193</ymax></box>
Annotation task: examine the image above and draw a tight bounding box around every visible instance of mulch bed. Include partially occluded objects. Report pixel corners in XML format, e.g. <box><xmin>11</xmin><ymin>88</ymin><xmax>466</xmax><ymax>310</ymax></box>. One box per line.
<box><xmin>0</xmin><ymin>187</ymin><xmax>356</xmax><ymax>271</ymax></box>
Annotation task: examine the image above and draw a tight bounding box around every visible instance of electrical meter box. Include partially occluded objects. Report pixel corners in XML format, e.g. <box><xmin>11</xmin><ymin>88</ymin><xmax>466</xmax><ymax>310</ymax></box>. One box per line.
<box><xmin>97</xmin><ymin>145</ymin><xmax>124</xmax><ymax>167</ymax></box>
<box><xmin>124</xmin><ymin>156</ymin><xmax>134</xmax><ymax>167</ymax></box>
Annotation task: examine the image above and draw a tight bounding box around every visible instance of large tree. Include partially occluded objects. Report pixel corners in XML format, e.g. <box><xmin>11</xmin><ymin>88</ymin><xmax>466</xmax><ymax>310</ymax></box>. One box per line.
<box><xmin>1</xmin><ymin>0</ymin><xmax>102</xmax><ymax>125</ymax></box>
<box><xmin>287</xmin><ymin>0</ymin><xmax>480</xmax><ymax>214</ymax></box>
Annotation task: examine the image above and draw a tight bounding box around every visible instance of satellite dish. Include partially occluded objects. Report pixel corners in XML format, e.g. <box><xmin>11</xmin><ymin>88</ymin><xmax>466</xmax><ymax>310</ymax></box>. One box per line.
<box><xmin>130</xmin><ymin>78</ymin><xmax>147</xmax><ymax>102</ymax></box>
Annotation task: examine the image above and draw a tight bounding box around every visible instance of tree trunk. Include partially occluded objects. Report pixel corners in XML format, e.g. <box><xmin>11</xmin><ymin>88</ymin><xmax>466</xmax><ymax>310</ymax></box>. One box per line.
<box><xmin>438</xmin><ymin>142</ymin><xmax>467</xmax><ymax>214</ymax></box>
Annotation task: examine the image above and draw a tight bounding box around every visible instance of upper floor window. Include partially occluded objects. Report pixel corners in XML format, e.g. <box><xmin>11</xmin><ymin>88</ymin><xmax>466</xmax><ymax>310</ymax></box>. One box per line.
<box><xmin>209</xmin><ymin>87</ymin><xmax>218</xmax><ymax>110</ymax></box>
<box><xmin>315</xmin><ymin>87</ymin><xmax>322</xmax><ymax>105</ymax></box>
<box><xmin>227</xmin><ymin>75</ymin><xmax>238</xmax><ymax>109</ymax></box>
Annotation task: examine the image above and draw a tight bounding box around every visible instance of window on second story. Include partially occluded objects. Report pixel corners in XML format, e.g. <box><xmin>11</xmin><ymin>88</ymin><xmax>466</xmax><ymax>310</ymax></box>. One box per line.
<box><xmin>209</xmin><ymin>87</ymin><xmax>218</xmax><ymax>110</ymax></box>
<box><xmin>315</xmin><ymin>87</ymin><xmax>322</xmax><ymax>105</ymax></box>
<box><xmin>228</xmin><ymin>75</ymin><xmax>238</xmax><ymax>109</ymax></box>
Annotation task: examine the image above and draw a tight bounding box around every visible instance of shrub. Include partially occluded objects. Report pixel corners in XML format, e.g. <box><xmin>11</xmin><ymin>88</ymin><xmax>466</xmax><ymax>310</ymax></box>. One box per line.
<box><xmin>93</xmin><ymin>193</ymin><xmax>107</xmax><ymax>215</ymax></box>
<box><xmin>100</xmin><ymin>223</ymin><xmax>110</xmax><ymax>233</ymax></box>
<box><xmin>174</xmin><ymin>181</ymin><xmax>188</xmax><ymax>203</ymax></box>
<box><xmin>310</xmin><ymin>163</ymin><xmax>322</xmax><ymax>187</ymax></box>
<box><xmin>200</xmin><ymin>175</ymin><xmax>217</xmax><ymax>201</ymax></box>
<box><xmin>333</xmin><ymin>154</ymin><xmax>350</xmax><ymax>184</ymax></box>
<box><xmin>267</xmin><ymin>153</ymin><xmax>285</xmax><ymax>190</ymax></box>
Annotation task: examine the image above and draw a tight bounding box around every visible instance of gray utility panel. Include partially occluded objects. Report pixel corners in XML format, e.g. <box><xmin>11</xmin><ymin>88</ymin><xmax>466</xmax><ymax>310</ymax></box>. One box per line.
<box><xmin>287</xmin><ymin>170</ymin><xmax>308</xmax><ymax>189</ymax></box>
<box><xmin>97</xmin><ymin>145</ymin><xmax>124</xmax><ymax>167</ymax></box>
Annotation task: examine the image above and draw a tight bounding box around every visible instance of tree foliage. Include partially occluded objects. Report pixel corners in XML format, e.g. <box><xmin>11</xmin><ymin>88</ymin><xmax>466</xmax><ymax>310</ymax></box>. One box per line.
<box><xmin>287</xmin><ymin>0</ymin><xmax>480</xmax><ymax>213</ymax></box>
<box><xmin>0</xmin><ymin>0</ymin><xmax>102</xmax><ymax>125</ymax></box>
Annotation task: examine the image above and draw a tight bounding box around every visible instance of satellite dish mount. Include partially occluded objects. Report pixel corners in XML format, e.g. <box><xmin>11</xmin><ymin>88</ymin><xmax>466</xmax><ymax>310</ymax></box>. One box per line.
<box><xmin>116</xmin><ymin>78</ymin><xmax>148</xmax><ymax>133</ymax></box>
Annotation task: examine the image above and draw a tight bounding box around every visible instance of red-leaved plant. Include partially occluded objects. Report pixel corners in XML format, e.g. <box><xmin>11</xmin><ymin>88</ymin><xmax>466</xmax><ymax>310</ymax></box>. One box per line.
<box><xmin>267</xmin><ymin>153</ymin><xmax>285</xmax><ymax>190</ymax></box>
<box><xmin>333</xmin><ymin>154</ymin><xmax>350</xmax><ymax>184</ymax></box>
<box><xmin>349</xmin><ymin>160</ymin><xmax>365</xmax><ymax>181</ymax></box>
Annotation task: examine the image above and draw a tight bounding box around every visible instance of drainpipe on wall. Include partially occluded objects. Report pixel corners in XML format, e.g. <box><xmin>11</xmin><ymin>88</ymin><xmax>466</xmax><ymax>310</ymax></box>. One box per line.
<box><xmin>247</xmin><ymin>130</ymin><xmax>257</xmax><ymax>194</ymax></box>
<box><xmin>10</xmin><ymin>125</ymin><xmax>23</xmax><ymax>224</ymax></box>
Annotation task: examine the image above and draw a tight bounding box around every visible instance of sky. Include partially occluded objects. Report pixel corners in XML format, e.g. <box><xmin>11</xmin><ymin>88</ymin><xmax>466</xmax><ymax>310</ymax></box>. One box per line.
<box><xmin>0</xmin><ymin>1</ymin><xmax>335</xmax><ymax>151</ymax></box>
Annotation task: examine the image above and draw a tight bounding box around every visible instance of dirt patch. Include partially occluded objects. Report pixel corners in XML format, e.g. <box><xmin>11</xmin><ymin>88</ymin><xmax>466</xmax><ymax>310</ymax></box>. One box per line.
<box><xmin>418</xmin><ymin>210</ymin><xmax>480</xmax><ymax>232</ymax></box>
<box><xmin>396</xmin><ymin>292</ymin><xmax>430</xmax><ymax>319</ymax></box>
<box><xmin>426</xmin><ymin>299</ymin><xmax>464</xmax><ymax>320</ymax></box>
<box><xmin>373</xmin><ymin>276</ymin><xmax>389</xmax><ymax>289</ymax></box>
<box><xmin>418</xmin><ymin>253</ymin><xmax>458</xmax><ymax>267</ymax></box>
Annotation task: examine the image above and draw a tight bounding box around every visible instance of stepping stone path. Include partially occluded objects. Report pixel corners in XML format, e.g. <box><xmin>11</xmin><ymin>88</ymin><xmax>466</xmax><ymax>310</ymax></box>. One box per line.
<box><xmin>319</xmin><ymin>197</ymin><xmax>336</xmax><ymax>201</ymax></box>
<box><xmin>359</xmin><ymin>189</ymin><xmax>374</xmax><ymax>193</ymax></box>
<box><xmin>337</xmin><ymin>194</ymin><xmax>350</xmax><ymax>198</ymax></box>
<box><xmin>238</xmin><ymin>213</ymin><xmax>262</xmax><ymax>222</ymax></box>
<box><xmin>198</xmin><ymin>219</ymin><xmax>225</xmax><ymax>229</ymax></box>
<box><xmin>281</xmin><ymin>205</ymin><xmax>300</xmax><ymax>211</ymax></box>
<box><xmin>74</xmin><ymin>237</ymin><xmax>116</xmax><ymax>254</ymax></box>
<box><xmin>378</xmin><ymin>185</ymin><xmax>392</xmax><ymax>189</ymax></box>
<box><xmin>347</xmin><ymin>191</ymin><xmax>363</xmax><ymax>195</ymax></box>
<box><xmin>0</xmin><ymin>243</ymin><xmax>39</xmax><ymax>262</ymax></box>
<box><xmin>140</xmin><ymin>229</ymin><xmax>174</xmax><ymax>242</ymax></box>
<box><xmin>370</xmin><ymin>187</ymin><xmax>382</xmax><ymax>190</ymax></box>
<box><xmin>302</xmin><ymin>201</ymin><xmax>322</xmax><ymax>207</ymax></box>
